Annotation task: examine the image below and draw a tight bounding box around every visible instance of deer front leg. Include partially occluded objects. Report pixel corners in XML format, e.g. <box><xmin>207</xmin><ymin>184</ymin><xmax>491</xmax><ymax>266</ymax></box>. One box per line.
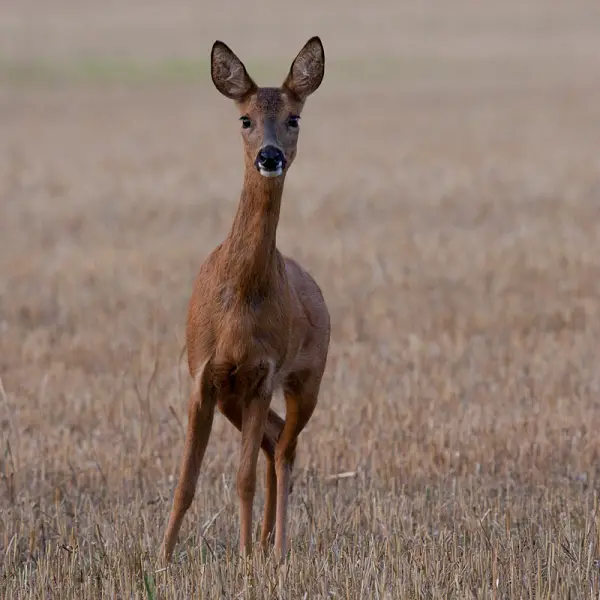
<box><xmin>218</xmin><ymin>397</ymin><xmax>283</xmax><ymax>548</ymax></box>
<box><xmin>161</xmin><ymin>362</ymin><xmax>216</xmax><ymax>562</ymax></box>
<box><xmin>237</xmin><ymin>388</ymin><xmax>272</xmax><ymax>557</ymax></box>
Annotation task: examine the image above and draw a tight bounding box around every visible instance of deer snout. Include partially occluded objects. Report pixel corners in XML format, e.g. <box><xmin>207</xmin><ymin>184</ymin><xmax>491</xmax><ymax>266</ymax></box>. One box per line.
<box><xmin>255</xmin><ymin>145</ymin><xmax>286</xmax><ymax>178</ymax></box>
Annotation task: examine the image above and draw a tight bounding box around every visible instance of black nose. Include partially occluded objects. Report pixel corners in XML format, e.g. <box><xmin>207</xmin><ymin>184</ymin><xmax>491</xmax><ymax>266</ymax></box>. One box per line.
<box><xmin>255</xmin><ymin>145</ymin><xmax>285</xmax><ymax>172</ymax></box>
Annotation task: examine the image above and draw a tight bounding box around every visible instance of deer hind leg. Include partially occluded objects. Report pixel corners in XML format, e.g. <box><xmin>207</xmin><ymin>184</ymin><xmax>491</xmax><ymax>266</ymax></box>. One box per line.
<box><xmin>274</xmin><ymin>373</ymin><xmax>321</xmax><ymax>561</ymax></box>
<box><xmin>161</xmin><ymin>361</ymin><xmax>217</xmax><ymax>562</ymax></box>
<box><xmin>218</xmin><ymin>398</ymin><xmax>284</xmax><ymax>548</ymax></box>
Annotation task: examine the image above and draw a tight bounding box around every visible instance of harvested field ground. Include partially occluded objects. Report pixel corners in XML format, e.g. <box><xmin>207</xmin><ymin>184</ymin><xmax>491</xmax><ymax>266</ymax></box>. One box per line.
<box><xmin>2</xmin><ymin>1</ymin><xmax>600</xmax><ymax>598</ymax></box>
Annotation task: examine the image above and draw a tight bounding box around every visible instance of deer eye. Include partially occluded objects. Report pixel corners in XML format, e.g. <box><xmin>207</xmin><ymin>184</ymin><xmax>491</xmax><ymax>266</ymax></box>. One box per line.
<box><xmin>240</xmin><ymin>116</ymin><xmax>252</xmax><ymax>129</ymax></box>
<box><xmin>287</xmin><ymin>115</ymin><xmax>300</xmax><ymax>128</ymax></box>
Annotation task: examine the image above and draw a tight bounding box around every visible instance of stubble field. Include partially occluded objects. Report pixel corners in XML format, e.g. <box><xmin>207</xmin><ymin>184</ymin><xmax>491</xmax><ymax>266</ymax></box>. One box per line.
<box><xmin>2</xmin><ymin>1</ymin><xmax>600</xmax><ymax>598</ymax></box>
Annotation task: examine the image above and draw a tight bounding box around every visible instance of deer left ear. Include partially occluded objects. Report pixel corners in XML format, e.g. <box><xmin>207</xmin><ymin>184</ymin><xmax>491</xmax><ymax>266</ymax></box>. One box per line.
<box><xmin>283</xmin><ymin>36</ymin><xmax>325</xmax><ymax>102</ymax></box>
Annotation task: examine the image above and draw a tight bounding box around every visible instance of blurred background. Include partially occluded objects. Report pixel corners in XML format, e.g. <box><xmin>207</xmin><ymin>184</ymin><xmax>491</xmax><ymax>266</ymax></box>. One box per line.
<box><xmin>2</xmin><ymin>1</ymin><xmax>600</xmax><ymax>597</ymax></box>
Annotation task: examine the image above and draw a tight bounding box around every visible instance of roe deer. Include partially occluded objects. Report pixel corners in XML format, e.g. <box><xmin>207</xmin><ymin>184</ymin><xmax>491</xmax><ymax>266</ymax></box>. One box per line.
<box><xmin>161</xmin><ymin>36</ymin><xmax>330</xmax><ymax>563</ymax></box>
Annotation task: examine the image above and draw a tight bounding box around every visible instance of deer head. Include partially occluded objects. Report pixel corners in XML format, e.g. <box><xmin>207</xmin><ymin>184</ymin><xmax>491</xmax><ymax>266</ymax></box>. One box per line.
<box><xmin>210</xmin><ymin>37</ymin><xmax>325</xmax><ymax>178</ymax></box>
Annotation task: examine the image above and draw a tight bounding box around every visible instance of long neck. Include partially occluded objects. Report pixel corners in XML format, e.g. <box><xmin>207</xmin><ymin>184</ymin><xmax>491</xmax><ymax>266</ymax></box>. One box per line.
<box><xmin>222</xmin><ymin>167</ymin><xmax>285</xmax><ymax>293</ymax></box>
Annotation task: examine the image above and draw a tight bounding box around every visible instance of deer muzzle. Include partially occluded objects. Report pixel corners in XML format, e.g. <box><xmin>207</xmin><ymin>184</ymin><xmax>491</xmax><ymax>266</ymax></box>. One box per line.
<box><xmin>255</xmin><ymin>145</ymin><xmax>286</xmax><ymax>177</ymax></box>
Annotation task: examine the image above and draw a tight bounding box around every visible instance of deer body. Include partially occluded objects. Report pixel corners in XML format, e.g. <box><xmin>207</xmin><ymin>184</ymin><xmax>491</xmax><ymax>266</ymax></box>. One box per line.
<box><xmin>162</xmin><ymin>38</ymin><xmax>330</xmax><ymax>563</ymax></box>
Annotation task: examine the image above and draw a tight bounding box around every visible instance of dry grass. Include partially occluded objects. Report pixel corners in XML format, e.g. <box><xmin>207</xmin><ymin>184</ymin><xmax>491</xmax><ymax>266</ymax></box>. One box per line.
<box><xmin>3</xmin><ymin>1</ymin><xmax>600</xmax><ymax>598</ymax></box>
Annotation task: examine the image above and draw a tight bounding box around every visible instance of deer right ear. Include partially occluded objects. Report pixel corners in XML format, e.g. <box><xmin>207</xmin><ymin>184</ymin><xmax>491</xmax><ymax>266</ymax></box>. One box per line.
<box><xmin>211</xmin><ymin>41</ymin><xmax>257</xmax><ymax>101</ymax></box>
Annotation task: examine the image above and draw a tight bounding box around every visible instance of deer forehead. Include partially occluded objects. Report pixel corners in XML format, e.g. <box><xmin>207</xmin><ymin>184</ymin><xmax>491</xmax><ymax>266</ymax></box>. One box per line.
<box><xmin>241</xmin><ymin>88</ymin><xmax>301</xmax><ymax>119</ymax></box>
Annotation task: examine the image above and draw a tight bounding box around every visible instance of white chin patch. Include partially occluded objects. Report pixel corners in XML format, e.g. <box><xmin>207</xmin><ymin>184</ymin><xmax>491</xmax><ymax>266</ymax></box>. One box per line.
<box><xmin>259</xmin><ymin>166</ymin><xmax>283</xmax><ymax>178</ymax></box>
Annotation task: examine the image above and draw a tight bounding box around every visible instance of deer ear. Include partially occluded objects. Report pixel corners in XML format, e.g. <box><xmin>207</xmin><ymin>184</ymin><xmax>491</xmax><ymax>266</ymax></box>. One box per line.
<box><xmin>211</xmin><ymin>41</ymin><xmax>257</xmax><ymax>101</ymax></box>
<box><xmin>283</xmin><ymin>36</ymin><xmax>325</xmax><ymax>102</ymax></box>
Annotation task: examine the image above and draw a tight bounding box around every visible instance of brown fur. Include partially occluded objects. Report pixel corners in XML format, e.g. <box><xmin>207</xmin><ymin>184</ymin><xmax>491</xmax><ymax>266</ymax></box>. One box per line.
<box><xmin>161</xmin><ymin>37</ymin><xmax>330</xmax><ymax>562</ymax></box>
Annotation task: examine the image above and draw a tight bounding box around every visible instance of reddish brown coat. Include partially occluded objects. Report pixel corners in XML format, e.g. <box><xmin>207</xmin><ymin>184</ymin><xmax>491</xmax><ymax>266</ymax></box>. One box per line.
<box><xmin>162</xmin><ymin>36</ymin><xmax>330</xmax><ymax>563</ymax></box>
